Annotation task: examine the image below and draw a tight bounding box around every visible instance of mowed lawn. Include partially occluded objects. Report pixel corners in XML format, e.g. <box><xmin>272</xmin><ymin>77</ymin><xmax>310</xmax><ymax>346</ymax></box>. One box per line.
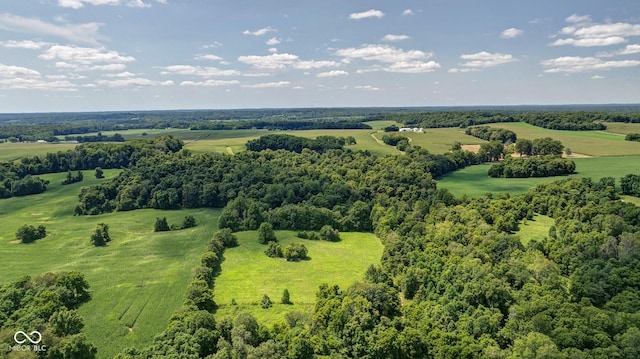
<box><xmin>214</xmin><ymin>231</ymin><xmax>383</xmax><ymax>324</ymax></box>
<box><xmin>438</xmin><ymin>155</ymin><xmax>640</xmax><ymax>198</ymax></box>
<box><xmin>0</xmin><ymin>170</ymin><xmax>219</xmax><ymax>359</ymax></box>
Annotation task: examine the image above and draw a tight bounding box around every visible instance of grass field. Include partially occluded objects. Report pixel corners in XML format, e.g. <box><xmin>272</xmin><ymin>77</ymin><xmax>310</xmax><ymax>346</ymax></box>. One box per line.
<box><xmin>438</xmin><ymin>155</ymin><xmax>640</xmax><ymax>198</ymax></box>
<box><xmin>487</xmin><ymin>122</ymin><xmax>640</xmax><ymax>156</ymax></box>
<box><xmin>0</xmin><ymin>170</ymin><xmax>219</xmax><ymax>359</ymax></box>
<box><xmin>516</xmin><ymin>214</ymin><xmax>554</xmax><ymax>246</ymax></box>
<box><xmin>214</xmin><ymin>231</ymin><xmax>383</xmax><ymax>324</ymax></box>
<box><xmin>0</xmin><ymin>142</ymin><xmax>78</xmax><ymax>162</ymax></box>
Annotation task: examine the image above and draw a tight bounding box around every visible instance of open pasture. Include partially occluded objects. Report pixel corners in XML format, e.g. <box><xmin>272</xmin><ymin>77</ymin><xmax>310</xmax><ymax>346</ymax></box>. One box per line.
<box><xmin>487</xmin><ymin>122</ymin><xmax>640</xmax><ymax>156</ymax></box>
<box><xmin>213</xmin><ymin>231</ymin><xmax>383</xmax><ymax>324</ymax></box>
<box><xmin>0</xmin><ymin>170</ymin><xmax>218</xmax><ymax>359</ymax></box>
<box><xmin>0</xmin><ymin>141</ymin><xmax>77</xmax><ymax>162</ymax></box>
<box><xmin>438</xmin><ymin>155</ymin><xmax>640</xmax><ymax>198</ymax></box>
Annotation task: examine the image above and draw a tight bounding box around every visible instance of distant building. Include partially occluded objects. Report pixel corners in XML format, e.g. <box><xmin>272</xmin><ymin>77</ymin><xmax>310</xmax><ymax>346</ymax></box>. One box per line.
<box><xmin>399</xmin><ymin>127</ymin><xmax>424</xmax><ymax>133</ymax></box>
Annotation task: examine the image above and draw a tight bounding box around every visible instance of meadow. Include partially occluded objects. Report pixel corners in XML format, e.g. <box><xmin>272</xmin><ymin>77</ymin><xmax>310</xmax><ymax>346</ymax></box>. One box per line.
<box><xmin>213</xmin><ymin>231</ymin><xmax>383</xmax><ymax>324</ymax></box>
<box><xmin>438</xmin><ymin>156</ymin><xmax>640</xmax><ymax>198</ymax></box>
<box><xmin>0</xmin><ymin>141</ymin><xmax>77</xmax><ymax>162</ymax></box>
<box><xmin>0</xmin><ymin>170</ymin><xmax>219</xmax><ymax>359</ymax></box>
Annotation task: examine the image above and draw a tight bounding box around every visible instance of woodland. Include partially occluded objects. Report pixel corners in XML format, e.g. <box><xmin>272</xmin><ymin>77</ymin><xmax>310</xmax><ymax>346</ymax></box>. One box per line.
<box><xmin>1</xmin><ymin>107</ymin><xmax>640</xmax><ymax>358</ymax></box>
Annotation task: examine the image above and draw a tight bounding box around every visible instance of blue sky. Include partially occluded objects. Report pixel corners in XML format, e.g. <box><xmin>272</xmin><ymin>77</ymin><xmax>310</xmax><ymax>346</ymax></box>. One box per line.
<box><xmin>1</xmin><ymin>0</ymin><xmax>639</xmax><ymax>112</ymax></box>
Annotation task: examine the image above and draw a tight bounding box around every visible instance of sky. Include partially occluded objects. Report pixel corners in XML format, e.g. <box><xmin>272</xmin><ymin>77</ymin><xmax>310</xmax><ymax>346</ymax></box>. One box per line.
<box><xmin>1</xmin><ymin>0</ymin><xmax>640</xmax><ymax>112</ymax></box>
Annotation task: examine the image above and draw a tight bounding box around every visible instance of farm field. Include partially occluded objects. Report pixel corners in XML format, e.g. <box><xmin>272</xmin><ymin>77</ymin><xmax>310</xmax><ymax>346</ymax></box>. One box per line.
<box><xmin>438</xmin><ymin>156</ymin><xmax>640</xmax><ymax>198</ymax></box>
<box><xmin>487</xmin><ymin>122</ymin><xmax>640</xmax><ymax>156</ymax></box>
<box><xmin>0</xmin><ymin>141</ymin><xmax>77</xmax><ymax>162</ymax></box>
<box><xmin>213</xmin><ymin>231</ymin><xmax>383</xmax><ymax>324</ymax></box>
<box><xmin>0</xmin><ymin>170</ymin><xmax>219</xmax><ymax>359</ymax></box>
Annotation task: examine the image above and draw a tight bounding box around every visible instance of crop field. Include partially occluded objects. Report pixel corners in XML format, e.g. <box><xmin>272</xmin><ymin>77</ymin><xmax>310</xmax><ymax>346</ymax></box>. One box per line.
<box><xmin>213</xmin><ymin>231</ymin><xmax>383</xmax><ymax>324</ymax></box>
<box><xmin>0</xmin><ymin>141</ymin><xmax>77</xmax><ymax>162</ymax></box>
<box><xmin>438</xmin><ymin>155</ymin><xmax>640</xmax><ymax>197</ymax></box>
<box><xmin>0</xmin><ymin>170</ymin><xmax>219</xmax><ymax>359</ymax></box>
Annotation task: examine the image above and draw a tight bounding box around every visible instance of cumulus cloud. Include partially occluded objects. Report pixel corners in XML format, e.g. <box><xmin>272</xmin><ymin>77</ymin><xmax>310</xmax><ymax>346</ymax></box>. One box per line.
<box><xmin>336</xmin><ymin>44</ymin><xmax>439</xmax><ymax>73</ymax></box>
<box><xmin>266</xmin><ymin>37</ymin><xmax>281</xmax><ymax>46</ymax></box>
<box><xmin>243</xmin><ymin>26</ymin><xmax>276</xmax><ymax>36</ymax></box>
<box><xmin>160</xmin><ymin>65</ymin><xmax>240</xmax><ymax>77</ymax></box>
<box><xmin>195</xmin><ymin>54</ymin><xmax>223</xmax><ymax>61</ymax></box>
<box><xmin>243</xmin><ymin>81</ymin><xmax>291</xmax><ymax>88</ymax></box>
<box><xmin>552</xmin><ymin>15</ymin><xmax>640</xmax><ymax>47</ymax></box>
<box><xmin>0</xmin><ymin>77</ymin><xmax>76</xmax><ymax>91</ymax></box>
<box><xmin>458</xmin><ymin>51</ymin><xmax>517</xmax><ymax>68</ymax></box>
<box><xmin>57</xmin><ymin>0</ymin><xmax>156</xmax><ymax>8</ymax></box>
<box><xmin>0</xmin><ymin>40</ymin><xmax>52</xmax><ymax>50</ymax></box>
<box><xmin>317</xmin><ymin>70</ymin><xmax>349</xmax><ymax>77</ymax></box>
<box><xmin>96</xmin><ymin>77</ymin><xmax>168</xmax><ymax>87</ymax></box>
<box><xmin>180</xmin><ymin>80</ymin><xmax>239</xmax><ymax>87</ymax></box>
<box><xmin>541</xmin><ymin>56</ymin><xmax>640</xmax><ymax>73</ymax></box>
<box><xmin>0</xmin><ymin>13</ymin><xmax>104</xmax><ymax>44</ymax></box>
<box><xmin>294</xmin><ymin>60</ymin><xmax>341</xmax><ymax>69</ymax></box>
<box><xmin>402</xmin><ymin>9</ymin><xmax>415</xmax><ymax>16</ymax></box>
<box><xmin>382</xmin><ymin>34</ymin><xmax>410</xmax><ymax>42</ymax></box>
<box><xmin>238</xmin><ymin>53</ymin><xmax>299</xmax><ymax>69</ymax></box>
<box><xmin>355</xmin><ymin>85</ymin><xmax>380</xmax><ymax>91</ymax></box>
<box><xmin>349</xmin><ymin>9</ymin><xmax>384</xmax><ymax>20</ymax></box>
<box><xmin>597</xmin><ymin>44</ymin><xmax>640</xmax><ymax>57</ymax></box>
<box><xmin>39</xmin><ymin>45</ymin><xmax>135</xmax><ymax>72</ymax></box>
<box><xmin>591</xmin><ymin>75</ymin><xmax>605</xmax><ymax>79</ymax></box>
<box><xmin>501</xmin><ymin>27</ymin><xmax>523</xmax><ymax>39</ymax></box>
<box><xmin>0</xmin><ymin>63</ymin><xmax>41</xmax><ymax>78</ymax></box>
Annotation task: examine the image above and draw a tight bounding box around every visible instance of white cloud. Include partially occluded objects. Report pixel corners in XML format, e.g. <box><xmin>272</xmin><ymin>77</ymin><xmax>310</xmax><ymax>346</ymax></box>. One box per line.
<box><xmin>591</xmin><ymin>75</ymin><xmax>605</xmax><ymax>79</ymax></box>
<box><xmin>385</xmin><ymin>61</ymin><xmax>440</xmax><ymax>73</ymax></box>
<box><xmin>598</xmin><ymin>44</ymin><xmax>640</xmax><ymax>57</ymax></box>
<box><xmin>238</xmin><ymin>53</ymin><xmax>299</xmax><ymax>69</ymax></box>
<box><xmin>355</xmin><ymin>85</ymin><xmax>380</xmax><ymax>91</ymax></box>
<box><xmin>0</xmin><ymin>13</ymin><xmax>104</xmax><ymax>44</ymax></box>
<box><xmin>294</xmin><ymin>60</ymin><xmax>341</xmax><ymax>69</ymax></box>
<box><xmin>126</xmin><ymin>0</ymin><xmax>151</xmax><ymax>8</ymax></box>
<box><xmin>243</xmin><ymin>26</ymin><xmax>276</xmax><ymax>36</ymax></box>
<box><xmin>266</xmin><ymin>37</ymin><xmax>281</xmax><ymax>46</ymax></box>
<box><xmin>458</xmin><ymin>51</ymin><xmax>517</xmax><ymax>68</ymax></box>
<box><xmin>553</xmin><ymin>16</ymin><xmax>640</xmax><ymax>47</ymax></box>
<box><xmin>501</xmin><ymin>27</ymin><xmax>523</xmax><ymax>39</ymax></box>
<box><xmin>317</xmin><ymin>70</ymin><xmax>349</xmax><ymax>77</ymax></box>
<box><xmin>566</xmin><ymin>14</ymin><xmax>592</xmax><ymax>24</ymax></box>
<box><xmin>39</xmin><ymin>45</ymin><xmax>135</xmax><ymax>70</ymax></box>
<box><xmin>0</xmin><ymin>40</ymin><xmax>52</xmax><ymax>50</ymax></box>
<box><xmin>336</xmin><ymin>44</ymin><xmax>431</xmax><ymax>63</ymax></box>
<box><xmin>161</xmin><ymin>65</ymin><xmax>240</xmax><ymax>77</ymax></box>
<box><xmin>243</xmin><ymin>81</ymin><xmax>291</xmax><ymax>88</ymax></box>
<box><xmin>402</xmin><ymin>9</ymin><xmax>415</xmax><ymax>16</ymax></box>
<box><xmin>195</xmin><ymin>54</ymin><xmax>223</xmax><ymax>61</ymax></box>
<box><xmin>349</xmin><ymin>9</ymin><xmax>384</xmax><ymax>20</ymax></box>
<box><xmin>57</xmin><ymin>0</ymin><xmax>153</xmax><ymax>8</ymax></box>
<box><xmin>0</xmin><ymin>63</ymin><xmax>41</xmax><ymax>78</ymax></box>
<box><xmin>382</xmin><ymin>34</ymin><xmax>410</xmax><ymax>42</ymax></box>
<box><xmin>180</xmin><ymin>80</ymin><xmax>239</xmax><ymax>87</ymax></box>
<box><xmin>96</xmin><ymin>77</ymin><xmax>164</xmax><ymax>87</ymax></box>
<box><xmin>541</xmin><ymin>56</ymin><xmax>640</xmax><ymax>73</ymax></box>
<box><xmin>0</xmin><ymin>77</ymin><xmax>76</xmax><ymax>91</ymax></box>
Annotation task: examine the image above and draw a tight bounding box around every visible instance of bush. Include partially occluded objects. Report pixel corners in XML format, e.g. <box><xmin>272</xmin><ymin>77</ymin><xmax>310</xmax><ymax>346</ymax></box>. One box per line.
<box><xmin>283</xmin><ymin>243</ymin><xmax>308</xmax><ymax>261</ymax></box>
<box><xmin>16</xmin><ymin>224</ymin><xmax>47</xmax><ymax>243</ymax></box>
<box><xmin>265</xmin><ymin>242</ymin><xmax>283</xmax><ymax>258</ymax></box>
<box><xmin>154</xmin><ymin>217</ymin><xmax>170</xmax><ymax>232</ymax></box>
<box><xmin>261</xmin><ymin>294</ymin><xmax>272</xmax><ymax>309</ymax></box>
<box><xmin>281</xmin><ymin>289</ymin><xmax>292</xmax><ymax>304</ymax></box>
<box><xmin>182</xmin><ymin>215</ymin><xmax>197</xmax><ymax>229</ymax></box>
<box><xmin>90</xmin><ymin>223</ymin><xmax>111</xmax><ymax>246</ymax></box>
<box><xmin>319</xmin><ymin>225</ymin><xmax>340</xmax><ymax>242</ymax></box>
<box><xmin>95</xmin><ymin>167</ymin><xmax>104</xmax><ymax>179</ymax></box>
<box><xmin>213</xmin><ymin>228</ymin><xmax>238</xmax><ymax>248</ymax></box>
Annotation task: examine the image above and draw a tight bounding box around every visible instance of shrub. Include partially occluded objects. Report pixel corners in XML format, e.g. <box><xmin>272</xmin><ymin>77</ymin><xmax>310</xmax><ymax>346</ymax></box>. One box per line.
<box><xmin>281</xmin><ymin>289</ymin><xmax>292</xmax><ymax>304</ymax></box>
<box><xmin>261</xmin><ymin>294</ymin><xmax>272</xmax><ymax>309</ymax></box>
<box><xmin>265</xmin><ymin>242</ymin><xmax>283</xmax><ymax>258</ymax></box>
<box><xmin>16</xmin><ymin>224</ymin><xmax>47</xmax><ymax>243</ymax></box>
<box><xmin>283</xmin><ymin>243</ymin><xmax>308</xmax><ymax>261</ymax></box>
<box><xmin>90</xmin><ymin>223</ymin><xmax>111</xmax><ymax>247</ymax></box>
<box><xmin>213</xmin><ymin>228</ymin><xmax>238</xmax><ymax>248</ymax></box>
<box><xmin>319</xmin><ymin>225</ymin><xmax>340</xmax><ymax>242</ymax></box>
<box><xmin>182</xmin><ymin>215</ymin><xmax>197</xmax><ymax>229</ymax></box>
<box><xmin>154</xmin><ymin>217</ymin><xmax>170</xmax><ymax>232</ymax></box>
<box><xmin>258</xmin><ymin>222</ymin><xmax>276</xmax><ymax>244</ymax></box>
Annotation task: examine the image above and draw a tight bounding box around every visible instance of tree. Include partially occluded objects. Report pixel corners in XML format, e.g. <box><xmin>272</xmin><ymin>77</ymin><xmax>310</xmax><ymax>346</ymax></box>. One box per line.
<box><xmin>49</xmin><ymin>308</ymin><xmax>85</xmax><ymax>336</ymax></box>
<box><xmin>265</xmin><ymin>242</ymin><xmax>283</xmax><ymax>258</ymax></box>
<box><xmin>16</xmin><ymin>224</ymin><xmax>46</xmax><ymax>243</ymax></box>
<box><xmin>515</xmin><ymin>138</ymin><xmax>533</xmax><ymax>157</ymax></box>
<box><xmin>213</xmin><ymin>228</ymin><xmax>238</xmax><ymax>248</ymax></box>
<box><xmin>261</xmin><ymin>294</ymin><xmax>273</xmax><ymax>309</ymax></box>
<box><xmin>319</xmin><ymin>225</ymin><xmax>340</xmax><ymax>242</ymax></box>
<box><xmin>94</xmin><ymin>167</ymin><xmax>104</xmax><ymax>179</ymax></box>
<box><xmin>154</xmin><ymin>217</ymin><xmax>170</xmax><ymax>232</ymax></box>
<box><xmin>258</xmin><ymin>222</ymin><xmax>276</xmax><ymax>244</ymax></box>
<box><xmin>283</xmin><ymin>243</ymin><xmax>308</xmax><ymax>261</ymax></box>
<box><xmin>182</xmin><ymin>214</ymin><xmax>197</xmax><ymax>229</ymax></box>
<box><xmin>281</xmin><ymin>289</ymin><xmax>292</xmax><ymax>304</ymax></box>
<box><xmin>90</xmin><ymin>223</ymin><xmax>111</xmax><ymax>246</ymax></box>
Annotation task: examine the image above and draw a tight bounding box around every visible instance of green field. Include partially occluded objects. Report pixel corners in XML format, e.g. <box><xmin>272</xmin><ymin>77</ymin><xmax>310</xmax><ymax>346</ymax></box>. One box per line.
<box><xmin>0</xmin><ymin>141</ymin><xmax>77</xmax><ymax>162</ymax></box>
<box><xmin>0</xmin><ymin>170</ymin><xmax>219</xmax><ymax>359</ymax></box>
<box><xmin>516</xmin><ymin>214</ymin><xmax>555</xmax><ymax>246</ymax></box>
<box><xmin>487</xmin><ymin>122</ymin><xmax>640</xmax><ymax>156</ymax></box>
<box><xmin>438</xmin><ymin>156</ymin><xmax>640</xmax><ymax>198</ymax></box>
<box><xmin>214</xmin><ymin>231</ymin><xmax>383</xmax><ymax>324</ymax></box>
